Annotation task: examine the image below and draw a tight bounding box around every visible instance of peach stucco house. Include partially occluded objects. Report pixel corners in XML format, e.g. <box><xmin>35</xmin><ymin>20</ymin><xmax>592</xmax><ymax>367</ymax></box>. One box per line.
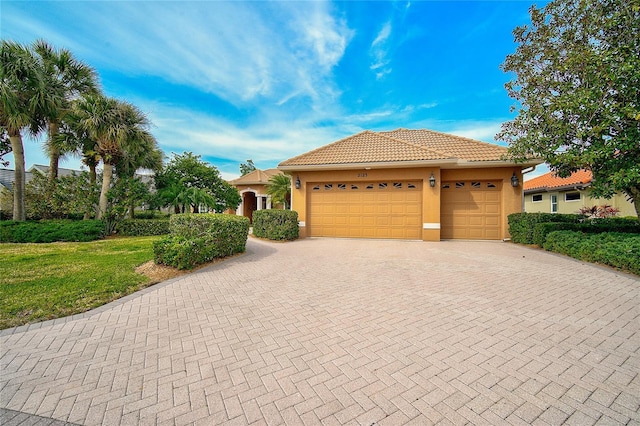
<box><xmin>228</xmin><ymin>168</ymin><xmax>284</xmax><ymax>222</ymax></box>
<box><xmin>278</xmin><ymin>128</ymin><xmax>541</xmax><ymax>241</ymax></box>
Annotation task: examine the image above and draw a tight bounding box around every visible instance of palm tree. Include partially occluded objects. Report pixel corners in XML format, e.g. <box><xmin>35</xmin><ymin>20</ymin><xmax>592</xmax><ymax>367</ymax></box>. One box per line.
<box><xmin>74</xmin><ymin>94</ymin><xmax>155</xmax><ymax>219</ymax></box>
<box><xmin>115</xmin><ymin>130</ymin><xmax>163</xmax><ymax>218</ymax></box>
<box><xmin>0</xmin><ymin>41</ymin><xmax>48</xmax><ymax>221</ymax></box>
<box><xmin>33</xmin><ymin>40</ymin><xmax>99</xmax><ymax>181</ymax></box>
<box><xmin>266</xmin><ymin>174</ymin><xmax>291</xmax><ymax>209</ymax></box>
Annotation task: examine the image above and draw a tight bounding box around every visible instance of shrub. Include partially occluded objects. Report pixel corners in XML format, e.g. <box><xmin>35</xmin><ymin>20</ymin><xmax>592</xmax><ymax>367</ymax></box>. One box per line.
<box><xmin>0</xmin><ymin>220</ymin><xmax>105</xmax><ymax>243</ymax></box>
<box><xmin>132</xmin><ymin>210</ymin><xmax>170</xmax><ymax>220</ymax></box>
<box><xmin>153</xmin><ymin>214</ymin><xmax>250</xmax><ymax>269</ymax></box>
<box><xmin>508</xmin><ymin>212</ymin><xmax>583</xmax><ymax>244</ymax></box>
<box><xmin>531</xmin><ymin>217</ymin><xmax>640</xmax><ymax>247</ymax></box>
<box><xmin>252</xmin><ymin>209</ymin><xmax>299</xmax><ymax>241</ymax></box>
<box><xmin>544</xmin><ymin>231</ymin><xmax>640</xmax><ymax>275</ymax></box>
<box><xmin>116</xmin><ymin>219</ymin><xmax>170</xmax><ymax>236</ymax></box>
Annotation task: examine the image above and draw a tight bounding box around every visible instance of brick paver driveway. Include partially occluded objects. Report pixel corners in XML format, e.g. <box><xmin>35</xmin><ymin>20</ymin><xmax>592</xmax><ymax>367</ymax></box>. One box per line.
<box><xmin>1</xmin><ymin>238</ymin><xmax>639</xmax><ymax>425</ymax></box>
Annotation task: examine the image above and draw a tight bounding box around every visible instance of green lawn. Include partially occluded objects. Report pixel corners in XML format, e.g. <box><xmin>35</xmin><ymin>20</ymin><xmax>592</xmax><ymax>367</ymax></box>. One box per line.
<box><xmin>0</xmin><ymin>236</ymin><xmax>162</xmax><ymax>330</ymax></box>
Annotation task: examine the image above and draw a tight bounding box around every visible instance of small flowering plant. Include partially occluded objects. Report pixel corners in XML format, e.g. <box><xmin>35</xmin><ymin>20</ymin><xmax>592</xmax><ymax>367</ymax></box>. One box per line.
<box><xmin>578</xmin><ymin>205</ymin><xmax>620</xmax><ymax>219</ymax></box>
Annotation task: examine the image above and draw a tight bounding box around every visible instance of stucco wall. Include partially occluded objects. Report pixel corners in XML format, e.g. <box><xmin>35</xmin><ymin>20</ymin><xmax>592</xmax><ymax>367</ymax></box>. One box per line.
<box><xmin>525</xmin><ymin>190</ymin><xmax>637</xmax><ymax>217</ymax></box>
<box><xmin>289</xmin><ymin>166</ymin><xmax>523</xmax><ymax>241</ymax></box>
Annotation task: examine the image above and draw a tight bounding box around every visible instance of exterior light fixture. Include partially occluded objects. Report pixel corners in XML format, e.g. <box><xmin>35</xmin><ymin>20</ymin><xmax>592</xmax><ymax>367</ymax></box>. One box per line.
<box><xmin>295</xmin><ymin>176</ymin><xmax>301</xmax><ymax>189</ymax></box>
<box><xmin>429</xmin><ymin>172</ymin><xmax>436</xmax><ymax>188</ymax></box>
<box><xmin>511</xmin><ymin>172</ymin><xmax>520</xmax><ymax>187</ymax></box>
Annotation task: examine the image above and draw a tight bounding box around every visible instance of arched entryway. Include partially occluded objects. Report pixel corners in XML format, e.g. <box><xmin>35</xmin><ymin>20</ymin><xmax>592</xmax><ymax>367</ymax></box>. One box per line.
<box><xmin>243</xmin><ymin>192</ymin><xmax>258</xmax><ymax>223</ymax></box>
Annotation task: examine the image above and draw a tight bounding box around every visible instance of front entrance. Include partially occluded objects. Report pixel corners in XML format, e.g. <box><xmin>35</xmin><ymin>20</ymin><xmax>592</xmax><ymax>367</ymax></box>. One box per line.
<box><xmin>243</xmin><ymin>192</ymin><xmax>257</xmax><ymax>223</ymax></box>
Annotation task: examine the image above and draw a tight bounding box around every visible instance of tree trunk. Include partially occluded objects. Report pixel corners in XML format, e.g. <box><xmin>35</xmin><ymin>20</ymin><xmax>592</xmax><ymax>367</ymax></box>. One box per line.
<box><xmin>9</xmin><ymin>132</ymin><xmax>26</xmax><ymax>221</ymax></box>
<box><xmin>129</xmin><ymin>201</ymin><xmax>135</xmax><ymax>219</ymax></box>
<box><xmin>84</xmin><ymin>164</ymin><xmax>98</xmax><ymax>220</ymax></box>
<box><xmin>628</xmin><ymin>186</ymin><xmax>640</xmax><ymax>223</ymax></box>
<box><xmin>48</xmin><ymin>122</ymin><xmax>60</xmax><ymax>181</ymax></box>
<box><xmin>97</xmin><ymin>162</ymin><xmax>113</xmax><ymax>220</ymax></box>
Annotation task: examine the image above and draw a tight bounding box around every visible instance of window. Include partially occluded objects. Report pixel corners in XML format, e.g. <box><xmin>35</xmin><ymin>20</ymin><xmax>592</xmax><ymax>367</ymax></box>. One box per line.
<box><xmin>565</xmin><ymin>192</ymin><xmax>580</xmax><ymax>202</ymax></box>
<box><xmin>393</xmin><ymin>182</ymin><xmax>402</xmax><ymax>189</ymax></box>
<box><xmin>442</xmin><ymin>183</ymin><xmax>450</xmax><ymax>189</ymax></box>
<box><xmin>379</xmin><ymin>183</ymin><xmax>388</xmax><ymax>189</ymax></box>
<box><xmin>455</xmin><ymin>182</ymin><xmax>465</xmax><ymax>188</ymax></box>
<box><xmin>532</xmin><ymin>194</ymin><xmax>543</xmax><ymax>202</ymax></box>
<box><xmin>487</xmin><ymin>182</ymin><xmax>497</xmax><ymax>188</ymax></box>
<box><xmin>312</xmin><ymin>185</ymin><xmax>320</xmax><ymax>191</ymax></box>
<box><xmin>551</xmin><ymin>195</ymin><xmax>558</xmax><ymax>213</ymax></box>
<box><xmin>324</xmin><ymin>184</ymin><xmax>333</xmax><ymax>190</ymax></box>
<box><xmin>337</xmin><ymin>183</ymin><xmax>346</xmax><ymax>190</ymax></box>
<box><xmin>408</xmin><ymin>183</ymin><xmax>417</xmax><ymax>189</ymax></box>
<box><xmin>471</xmin><ymin>182</ymin><xmax>481</xmax><ymax>188</ymax></box>
<box><xmin>351</xmin><ymin>184</ymin><xmax>359</xmax><ymax>190</ymax></box>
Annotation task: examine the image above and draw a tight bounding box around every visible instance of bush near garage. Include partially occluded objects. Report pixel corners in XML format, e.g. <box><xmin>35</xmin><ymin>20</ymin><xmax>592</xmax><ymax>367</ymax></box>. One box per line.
<box><xmin>532</xmin><ymin>217</ymin><xmax>640</xmax><ymax>247</ymax></box>
<box><xmin>116</xmin><ymin>219</ymin><xmax>170</xmax><ymax>236</ymax></box>
<box><xmin>153</xmin><ymin>214</ymin><xmax>250</xmax><ymax>270</ymax></box>
<box><xmin>252</xmin><ymin>209</ymin><xmax>299</xmax><ymax>241</ymax></box>
<box><xmin>507</xmin><ymin>212</ymin><xmax>583</xmax><ymax>244</ymax></box>
<box><xmin>0</xmin><ymin>220</ymin><xmax>105</xmax><ymax>243</ymax></box>
<box><xmin>543</xmin><ymin>231</ymin><xmax>640</xmax><ymax>275</ymax></box>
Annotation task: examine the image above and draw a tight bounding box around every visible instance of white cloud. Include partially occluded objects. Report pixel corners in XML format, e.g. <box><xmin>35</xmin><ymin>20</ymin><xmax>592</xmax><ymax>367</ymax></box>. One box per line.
<box><xmin>370</xmin><ymin>21</ymin><xmax>393</xmax><ymax>79</ymax></box>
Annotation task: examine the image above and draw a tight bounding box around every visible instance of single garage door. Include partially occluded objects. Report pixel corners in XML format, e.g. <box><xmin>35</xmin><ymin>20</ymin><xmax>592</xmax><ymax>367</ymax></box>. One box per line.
<box><xmin>308</xmin><ymin>181</ymin><xmax>422</xmax><ymax>239</ymax></box>
<box><xmin>441</xmin><ymin>180</ymin><xmax>502</xmax><ymax>239</ymax></box>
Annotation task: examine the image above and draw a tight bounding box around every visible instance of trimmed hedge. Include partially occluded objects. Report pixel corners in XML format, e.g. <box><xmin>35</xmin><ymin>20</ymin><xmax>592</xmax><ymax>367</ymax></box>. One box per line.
<box><xmin>532</xmin><ymin>218</ymin><xmax>640</xmax><ymax>247</ymax></box>
<box><xmin>153</xmin><ymin>214</ymin><xmax>250</xmax><ymax>270</ymax></box>
<box><xmin>508</xmin><ymin>212</ymin><xmax>583</xmax><ymax>244</ymax></box>
<box><xmin>116</xmin><ymin>219</ymin><xmax>170</xmax><ymax>236</ymax></box>
<box><xmin>252</xmin><ymin>209</ymin><xmax>299</xmax><ymax>241</ymax></box>
<box><xmin>0</xmin><ymin>220</ymin><xmax>105</xmax><ymax>243</ymax></box>
<box><xmin>543</xmin><ymin>231</ymin><xmax>640</xmax><ymax>275</ymax></box>
<box><xmin>132</xmin><ymin>210</ymin><xmax>170</xmax><ymax>220</ymax></box>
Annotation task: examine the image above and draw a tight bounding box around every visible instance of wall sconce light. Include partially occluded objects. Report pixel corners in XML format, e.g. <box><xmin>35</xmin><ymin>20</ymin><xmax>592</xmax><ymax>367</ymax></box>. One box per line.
<box><xmin>295</xmin><ymin>176</ymin><xmax>301</xmax><ymax>189</ymax></box>
<box><xmin>511</xmin><ymin>172</ymin><xmax>520</xmax><ymax>187</ymax></box>
<box><xmin>429</xmin><ymin>172</ymin><xmax>436</xmax><ymax>188</ymax></box>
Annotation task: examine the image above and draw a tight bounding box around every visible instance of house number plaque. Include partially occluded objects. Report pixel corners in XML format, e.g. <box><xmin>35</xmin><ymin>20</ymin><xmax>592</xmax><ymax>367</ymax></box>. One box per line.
<box><xmin>357</xmin><ymin>172</ymin><xmax>368</xmax><ymax>178</ymax></box>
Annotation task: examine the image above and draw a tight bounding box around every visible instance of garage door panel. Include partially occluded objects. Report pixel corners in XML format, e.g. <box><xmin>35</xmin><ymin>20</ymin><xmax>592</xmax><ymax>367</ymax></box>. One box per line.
<box><xmin>441</xmin><ymin>181</ymin><xmax>502</xmax><ymax>240</ymax></box>
<box><xmin>309</xmin><ymin>181</ymin><xmax>422</xmax><ymax>239</ymax></box>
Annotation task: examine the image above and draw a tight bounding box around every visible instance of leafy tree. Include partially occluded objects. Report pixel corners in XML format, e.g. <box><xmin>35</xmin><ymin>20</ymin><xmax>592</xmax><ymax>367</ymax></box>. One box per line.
<box><xmin>155</xmin><ymin>152</ymin><xmax>241</xmax><ymax>213</ymax></box>
<box><xmin>33</xmin><ymin>40</ymin><xmax>99</xmax><ymax>182</ymax></box>
<box><xmin>266</xmin><ymin>174</ymin><xmax>291</xmax><ymax>209</ymax></box>
<box><xmin>0</xmin><ymin>127</ymin><xmax>11</xmax><ymax>167</ymax></box>
<box><xmin>240</xmin><ymin>159</ymin><xmax>257</xmax><ymax>176</ymax></box>
<box><xmin>103</xmin><ymin>176</ymin><xmax>151</xmax><ymax>234</ymax></box>
<box><xmin>497</xmin><ymin>0</ymin><xmax>640</xmax><ymax>220</ymax></box>
<box><xmin>24</xmin><ymin>170</ymin><xmax>99</xmax><ymax>220</ymax></box>
<box><xmin>0</xmin><ymin>40</ymin><xmax>48</xmax><ymax>221</ymax></box>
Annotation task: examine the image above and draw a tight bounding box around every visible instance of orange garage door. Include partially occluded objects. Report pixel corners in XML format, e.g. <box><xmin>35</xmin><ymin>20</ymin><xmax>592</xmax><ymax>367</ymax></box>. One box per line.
<box><xmin>308</xmin><ymin>181</ymin><xmax>422</xmax><ymax>239</ymax></box>
<box><xmin>441</xmin><ymin>180</ymin><xmax>502</xmax><ymax>239</ymax></box>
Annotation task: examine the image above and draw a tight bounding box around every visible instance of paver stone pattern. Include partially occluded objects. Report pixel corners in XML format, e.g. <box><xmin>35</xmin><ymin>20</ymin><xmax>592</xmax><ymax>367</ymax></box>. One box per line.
<box><xmin>1</xmin><ymin>238</ymin><xmax>639</xmax><ymax>425</ymax></box>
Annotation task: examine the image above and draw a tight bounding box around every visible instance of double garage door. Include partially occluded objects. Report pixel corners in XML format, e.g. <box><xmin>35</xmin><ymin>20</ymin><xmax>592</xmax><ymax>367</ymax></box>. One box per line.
<box><xmin>307</xmin><ymin>179</ymin><xmax>502</xmax><ymax>240</ymax></box>
<box><xmin>308</xmin><ymin>181</ymin><xmax>423</xmax><ymax>239</ymax></box>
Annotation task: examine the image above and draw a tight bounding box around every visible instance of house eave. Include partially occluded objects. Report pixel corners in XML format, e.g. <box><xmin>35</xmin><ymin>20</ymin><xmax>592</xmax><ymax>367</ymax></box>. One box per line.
<box><xmin>278</xmin><ymin>158</ymin><xmax>535</xmax><ymax>172</ymax></box>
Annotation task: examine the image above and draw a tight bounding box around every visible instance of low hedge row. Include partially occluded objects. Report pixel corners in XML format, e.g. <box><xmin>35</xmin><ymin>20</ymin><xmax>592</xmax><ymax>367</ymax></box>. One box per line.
<box><xmin>252</xmin><ymin>210</ymin><xmax>299</xmax><ymax>241</ymax></box>
<box><xmin>532</xmin><ymin>218</ymin><xmax>640</xmax><ymax>247</ymax></box>
<box><xmin>508</xmin><ymin>213</ymin><xmax>583</xmax><ymax>244</ymax></box>
<box><xmin>116</xmin><ymin>219</ymin><xmax>170</xmax><ymax>236</ymax></box>
<box><xmin>0</xmin><ymin>220</ymin><xmax>105</xmax><ymax>243</ymax></box>
<box><xmin>544</xmin><ymin>231</ymin><xmax>640</xmax><ymax>275</ymax></box>
<box><xmin>153</xmin><ymin>214</ymin><xmax>250</xmax><ymax>270</ymax></box>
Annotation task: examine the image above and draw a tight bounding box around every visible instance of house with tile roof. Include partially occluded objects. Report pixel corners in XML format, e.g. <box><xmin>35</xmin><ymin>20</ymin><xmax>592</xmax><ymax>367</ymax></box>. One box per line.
<box><xmin>228</xmin><ymin>168</ymin><xmax>285</xmax><ymax>222</ymax></box>
<box><xmin>524</xmin><ymin>170</ymin><xmax>636</xmax><ymax>216</ymax></box>
<box><xmin>278</xmin><ymin>128</ymin><xmax>542</xmax><ymax>241</ymax></box>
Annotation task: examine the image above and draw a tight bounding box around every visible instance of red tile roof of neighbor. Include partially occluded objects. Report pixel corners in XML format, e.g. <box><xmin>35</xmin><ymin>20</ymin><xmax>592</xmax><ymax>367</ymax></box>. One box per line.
<box><xmin>278</xmin><ymin>128</ymin><xmax>527</xmax><ymax>168</ymax></box>
<box><xmin>524</xmin><ymin>169</ymin><xmax>593</xmax><ymax>192</ymax></box>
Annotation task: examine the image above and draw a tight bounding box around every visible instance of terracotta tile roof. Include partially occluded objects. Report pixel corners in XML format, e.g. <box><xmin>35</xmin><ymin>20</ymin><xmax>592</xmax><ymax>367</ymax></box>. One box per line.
<box><xmin>278</xmin><ymin>128</ymin><xmax>513</xmax><ymax>168</ymax></box>
<box><xmin>229</xmin><ymin>168</ymin><xmax>281</xmax><ymax>185</ymax></box>
<box><xmin>524</xmin><ymin>169</ymin><xmax>592</xmax><ymax>192</ymax></box>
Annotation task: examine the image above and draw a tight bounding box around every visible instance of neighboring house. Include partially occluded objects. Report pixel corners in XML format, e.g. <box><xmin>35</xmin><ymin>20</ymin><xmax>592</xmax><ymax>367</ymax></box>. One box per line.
<box><xmin>524</xmin><ymin>170</ymin><xmax>636</xmax><ymax>216</ymax></box>
<box><xmin>278</xmin><ymin>128</ymin><xmax>541</xmax><ymax>241</ymax></box>
<box><xmin>228</xmin><ymin>169</ymin><xmax>284</xmax><ymax>222</ymax></box>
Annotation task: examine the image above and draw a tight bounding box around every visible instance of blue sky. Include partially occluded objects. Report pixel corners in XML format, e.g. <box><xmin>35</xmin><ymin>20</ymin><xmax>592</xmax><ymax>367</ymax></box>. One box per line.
<box><xmin>2</xmin><ymin>0</ymin><xmax>547</xmax><ymax>180</ymax></box>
